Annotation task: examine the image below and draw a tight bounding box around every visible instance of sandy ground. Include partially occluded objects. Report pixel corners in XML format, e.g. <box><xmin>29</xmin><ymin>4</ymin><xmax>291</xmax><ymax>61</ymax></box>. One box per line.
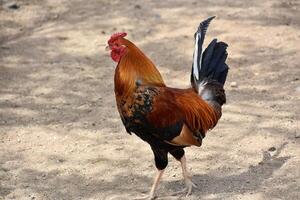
<box><xmin>0</xmin><ymin>0</ymin><xmax>300</xmax><ymax>199</ymax></box>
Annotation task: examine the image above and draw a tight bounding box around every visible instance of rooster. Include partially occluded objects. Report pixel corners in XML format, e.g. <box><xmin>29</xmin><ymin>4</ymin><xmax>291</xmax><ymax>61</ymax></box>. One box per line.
<box><xmin>107</xmin><ymin>16</ymin><xmax>228</xmax><ymax>199</ymax></box>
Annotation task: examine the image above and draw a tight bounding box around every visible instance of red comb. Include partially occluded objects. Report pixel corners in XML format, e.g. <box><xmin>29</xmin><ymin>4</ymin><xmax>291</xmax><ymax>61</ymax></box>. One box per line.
<box><xmin>110</xmin><ymin>32</ymin><xmax>127</xmax><ymax>40</ymax></box>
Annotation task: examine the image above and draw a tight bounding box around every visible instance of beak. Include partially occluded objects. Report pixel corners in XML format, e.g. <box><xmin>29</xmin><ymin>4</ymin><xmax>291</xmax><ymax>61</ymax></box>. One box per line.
<box><xmin>105</xmin><ymin>45</ymin><xmax>110</xmax><ymax>51</ymax></box>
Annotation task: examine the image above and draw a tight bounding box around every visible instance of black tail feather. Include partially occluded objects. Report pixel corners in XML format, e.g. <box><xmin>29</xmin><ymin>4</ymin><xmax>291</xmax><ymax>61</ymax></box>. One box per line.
<box><xmin>191</xmin><ymin>16</ymin><xmax>216</xmax><ymax>91</ymax></box>
<box><xmin>203</xmin><ymin>41</ymin><xmax>229</xmax><ymax>84</ymax></box>
<box><xmin>201</xmin><ymin>39</ymin><xmax>217</xmax><ymax>75</ymax></box>
<box><xmin>191</xmin><ymin>17</ymin><xmax>229</xmax><ymax>92</ymax></box>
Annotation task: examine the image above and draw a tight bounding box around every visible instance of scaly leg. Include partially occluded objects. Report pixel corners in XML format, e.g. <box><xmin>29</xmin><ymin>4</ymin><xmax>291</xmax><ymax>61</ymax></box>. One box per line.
<box><xmin>149</xmin><ymin>169</ymin><xmax>164</xmax><ymax>199</ymax></box>
<box><xmin>134</xmin><ymin>169</ymin><xmax>164</xmax><ymax>200</ymax></box>
<box><xmin>180</xmin><ymin>155</ymin><xmax>197</xmax><ymax>196</ymax></box>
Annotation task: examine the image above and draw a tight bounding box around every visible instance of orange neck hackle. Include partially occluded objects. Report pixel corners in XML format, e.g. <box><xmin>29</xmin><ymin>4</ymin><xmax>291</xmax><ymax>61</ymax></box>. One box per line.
<box><xmin>114</xmin><ymin>38</ymin><xmax>165</xmax><ymax>98</ymax></box>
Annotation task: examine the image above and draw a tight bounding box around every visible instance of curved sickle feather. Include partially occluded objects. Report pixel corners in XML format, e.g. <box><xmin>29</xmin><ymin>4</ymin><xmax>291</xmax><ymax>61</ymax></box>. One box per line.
<box><xmin>191</xmin><ymin>16</ymin><xmax>216</xmax><ymax>92</ymax></box>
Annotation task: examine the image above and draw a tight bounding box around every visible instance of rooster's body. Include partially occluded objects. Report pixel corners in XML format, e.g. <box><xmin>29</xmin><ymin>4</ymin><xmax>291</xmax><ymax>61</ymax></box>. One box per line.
<box><xmin>107</xmin><ymin>17</ymin><xmax>228</xmax><ymax>199</ymax></box>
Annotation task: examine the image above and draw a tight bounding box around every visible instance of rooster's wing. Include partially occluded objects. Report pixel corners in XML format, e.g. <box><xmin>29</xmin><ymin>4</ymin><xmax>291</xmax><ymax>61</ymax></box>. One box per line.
<box><xmin>117</xmin><ymin>86</ymin><xmax>217</xmax><ymax>146</ymax></box>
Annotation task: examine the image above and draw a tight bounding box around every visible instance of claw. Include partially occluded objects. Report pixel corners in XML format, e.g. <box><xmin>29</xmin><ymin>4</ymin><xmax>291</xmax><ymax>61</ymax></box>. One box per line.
<box><xmin>169</xmin><ymin>178</ymin><xmax>198</xmax><ymax>197</ymax></box>
<box><xmin>179</xmin><ymin>155</ymin><xmax>198</xmax><ymax>196</ymax></box>
<box><xmin>185</xmin><ymin>178</ymin><xmax>197</xmax><ymax>196</ymax></box>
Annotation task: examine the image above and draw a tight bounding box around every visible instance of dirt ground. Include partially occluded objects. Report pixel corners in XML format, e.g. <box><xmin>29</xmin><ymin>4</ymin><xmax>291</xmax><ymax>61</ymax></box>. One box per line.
<box><xmin>0</xmin><ymin>0</ymin><xmax>299</xmax><ymax>199</ymax></box>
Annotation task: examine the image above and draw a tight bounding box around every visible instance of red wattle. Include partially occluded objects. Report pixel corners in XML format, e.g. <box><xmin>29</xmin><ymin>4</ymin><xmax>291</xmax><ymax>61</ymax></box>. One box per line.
<box><xmin>110</xmin><ymin>46</ymin><xmax>125</xmax><ymax>63</ymax></box>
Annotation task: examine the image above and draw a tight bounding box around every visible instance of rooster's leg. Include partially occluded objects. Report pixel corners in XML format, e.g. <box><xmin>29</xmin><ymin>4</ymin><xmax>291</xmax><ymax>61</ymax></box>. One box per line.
<box><xmin>134</xmin><ymin>169</ymin><xmax>164</xmax><ymax>200</ymax></box>
<box><xmin>180</xmin><ymin>155</ymin><xmax>197</xmax><ymax>196</ymax></box>
<box><xmin>149</xmin><ymin>169</ymin><xmax>164</xmax><ymax>199</ymax></box>
<box><xmin>169</xmin><ymin>149</ymin><xmax>197</xmax><ymax>196</ymax></box>
<box><xmin>135</xmin><ymin>147</ymin><xmax>168</xmax><ymax>200</ymax></box>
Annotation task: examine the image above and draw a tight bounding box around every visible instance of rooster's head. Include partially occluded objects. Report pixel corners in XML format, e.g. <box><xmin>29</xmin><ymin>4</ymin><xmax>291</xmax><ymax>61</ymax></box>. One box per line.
<box><xmin>107</xmin><ymin>32</ymin><xmax>127</xmax><ymax>62</ymax></box>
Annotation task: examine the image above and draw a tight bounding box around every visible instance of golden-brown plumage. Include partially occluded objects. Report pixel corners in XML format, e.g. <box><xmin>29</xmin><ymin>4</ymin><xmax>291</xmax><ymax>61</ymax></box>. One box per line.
<box><xmin>107</xmin><ymin>17</ymin><xmax>228</xmax><ymax>199</ymax></box>
<box><xmin>113</xmin><ymin>37</ymin><xmax>219</xmax><ymax>146</ymax></box>
<box><xmin>114</xmin><ymin>38</ymin><xmax>165</xmax><ymax>98</ymax></box>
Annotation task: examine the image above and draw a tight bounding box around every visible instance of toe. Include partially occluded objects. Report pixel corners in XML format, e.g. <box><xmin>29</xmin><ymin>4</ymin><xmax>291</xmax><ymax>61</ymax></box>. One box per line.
<box><xmin>186</xmin><ymin>178</ymin><xmax>197</xmax><ymax>188</ymax></box>
<box><xmin>185</xmin><ymin>178</ymin><xmax>197</xmax><ymax>196</ymax></box>
<box><xmin>186</xmin><ymin>186</ymin><xmax>193</xmax><ymax>197</ymax></box>
<box><xmin>191</xmin><ymin>180</ymin><xmax>198</xmax><ymax>188</ymax></box>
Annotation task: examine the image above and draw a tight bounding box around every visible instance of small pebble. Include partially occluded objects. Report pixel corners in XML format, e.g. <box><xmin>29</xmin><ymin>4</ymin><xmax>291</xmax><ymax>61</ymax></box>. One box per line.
<box><xmin>115</xmin><ymin>147</ymin><xmax>123</xmax><ymax>151</ymax></box>
<box><xmin>57</xmin><ymin>159</ymin><xmax>65</xmax><ymax>163</ymax></box>
<box><xmin>57</xmin><ymin>36</ymin><xmax>68</xmax><ymax>40</ymax></box>
<box><xmin>230</xmin><ymin>82</ymin><xmax>238</xmax><ymax>87</ymax></box>
<box><xmin>29</xmin><ymin>195</ymin><xmax>35</xmax><ymax>200</ymax></box>
<box><xmin>134</xmin><ymin>5</ymin><xmax>141</xmax><ymax>9</ymax></box>
<box><xmin>5</xmin><ymin>2</ymin><xmax>20</xmax><ymax>10</ymax></box>
<box><xmin>268</xmin><ymin>147</ymin><xmax>276</xmax><ymax>152</ymax></box>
